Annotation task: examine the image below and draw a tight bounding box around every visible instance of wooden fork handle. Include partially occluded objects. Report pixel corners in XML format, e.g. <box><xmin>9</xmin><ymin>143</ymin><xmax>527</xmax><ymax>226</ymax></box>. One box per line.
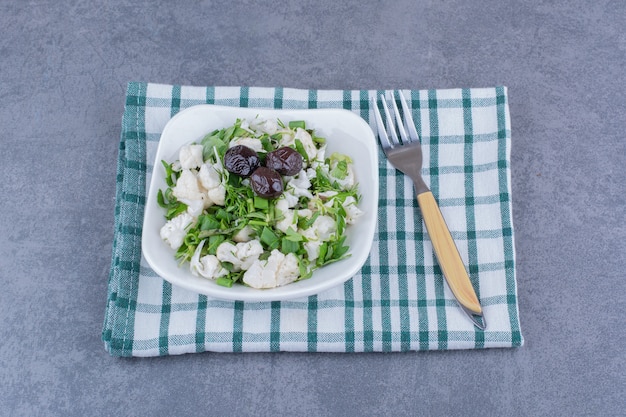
<box><xmin>417</xmin><ymin>191</ymin><xmax>482</xmax><ymax>314</ymax></box>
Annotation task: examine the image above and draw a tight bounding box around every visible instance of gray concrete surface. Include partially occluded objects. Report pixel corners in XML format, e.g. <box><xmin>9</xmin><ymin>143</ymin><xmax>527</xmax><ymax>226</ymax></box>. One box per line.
<box><xmin>1</xmin><ymin>0</ymin><xmax>624</xmax><ymax>416</ymax></box>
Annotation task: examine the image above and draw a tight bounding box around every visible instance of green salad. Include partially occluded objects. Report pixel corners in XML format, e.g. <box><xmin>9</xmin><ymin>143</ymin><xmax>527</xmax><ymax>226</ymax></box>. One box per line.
<box><xmin>157</xmin><ymin>117</ymin><xmax>363</xmax><ymax>289</ymax></box>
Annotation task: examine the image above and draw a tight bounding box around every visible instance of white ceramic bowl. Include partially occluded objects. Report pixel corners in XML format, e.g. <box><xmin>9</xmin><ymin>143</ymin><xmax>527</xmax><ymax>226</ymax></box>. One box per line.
<box><xmin>142</xmin><ymin>104</ymin><xmax>378</xmax><ymax>301</ymax></box>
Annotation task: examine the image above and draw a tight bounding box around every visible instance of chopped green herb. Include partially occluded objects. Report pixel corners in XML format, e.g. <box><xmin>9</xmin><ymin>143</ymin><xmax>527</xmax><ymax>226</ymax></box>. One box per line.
<box><xmin>294</xmin><ymin>139</ymin><xmax>309</xmax><ymax>162</ymax></box>
<box><xmin>330</xmin><ymin>160</ymin><xmax>348</xmax><ymax>179</ymax></box>
<box><xmin>260</xmin><ymin>226</ymin><xmax>280</xmax><ymax>250</ymax></box>
<box><xmin>289</xmin><ymin>120</ymin><xmax>306</xmax><ymax>129</ymax></box>
<box><xmin>201</xmin><ymin>135</ymin><xmax>227</xmax><ymax>162</ymax></box>
<box><xmin>254</xmin><ymin>196</ymin><xmax>269</xmax><ymax>210</ymax></box>
<box><xmin>284</xmin><ymin>227</ymin><xmax>304</xmax><ymax>242</ymax></box>
<box><xmin>206</xmin><ymin>235</ymin><xmax>226</xmax><ymax>255</ymax></box>
<box><xmin>161</xmin><ymin>160</ymin><xmax>177</xmax><ymax>186</ymax></box>
<box><xmin>157</xmin><ymin>188</ymin><xmax>188</xmax><ymax>220</ymax></box>
<box><xmin>281</xmin><ymin>238</ymin><xmax>300</xmax><ymax>254</ymax></box>
<box><xmin>199</xmin><ymin>215</ymin><xmax>221</xmax><ymax>231</ymax></box>
<box><xmin>216</xmin><ymin>277</ymin><xmax>234</xmax><ymax>288</ymax></box>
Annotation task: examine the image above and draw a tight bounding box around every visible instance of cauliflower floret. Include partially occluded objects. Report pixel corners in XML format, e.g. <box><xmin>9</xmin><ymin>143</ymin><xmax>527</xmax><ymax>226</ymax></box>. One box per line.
<box><xmin>297</xmin><ymin>208</ymin><xmax>313</xmax><ymax>219</ymax></box>
<box><xmin>278</xmin><ymin>130</ymin><xmax>295</xmax><ymax>147</ymax></box>
<box><xmin>182</xmin><ymin>198</ymin><xmax>206</xmax><ymax>218</ymax></box>
<box><xmin>229</xmin><ymin>137</ymin><xmax>264</xmax><ymax>153</ymax></box>
<box><xmin>329</xmin><ymin>162</ymin><xmax>356</xmax><ymax>190</ymax></box>
<box><xmin>276</xmin><ymin>208</ymin><xmax>296</xmax><ymax>233</ymax></box>
<box><xmin>172</xmin><ymin>169</ymin><xmax>211</xmax><ymax>216</ymax></box>
<box><xmin>232</xmin><ymin>225</ymin><xmax>255</xmax><ymax>243</ymax></box>
<box><xmin>294</xmin><ymin>128</ymin><xmax>318</xmax><ymax>160</ymax></box>
<box><xmin>310</xmin><ymin>144</ymin><xmax>326</xmax><ymax>169</ymax></box>
<box><xmin>215</xmin><ymin>240</ymin><xmax>264</xmax><ymax>271</ymax></box>
<box><xmin>173</xmin><ymin>169</ymin><xmax>204</xmax><ymax>201</ymax></box>
<box><xmin>342</xmin><ymin>196</ymin><xmax>363</xmax><ymax>224</ymax></box>
<box><xmin>276</xmin><ymin>197</ymin><xmax>310</xmax><ymax>233</ymax></box>
<box><xmin>318</xmin><ymin>190</ymin><xmax>338</xmax><ymax>200</ymax></box>
<box><xmin>274</xmin><ymin>197</ymin><xmax>296</xmax><ymax>233</ymax></box>
<box><xmin>249</xmin><ymin>118</ymin><xmax>279</xmax><ymax>135</ymax></box>
<box><xmin>286</xmin><ymin>169</ymin><xmax>313</xmax><ymax>199</ymax></box>
<box><xmin>190</xmin><ymin>241</ymin><xmax>228</xmax><ymax>279</ymax></box>
<box><xmin>243</xmin><ymin>250</ymin><xmax>300</xmax><ymax>289</ymax></box>
<box><xmin>303</xmin><ymin>240</ymin><xmax>322</xmax><ymax>262</ymax></box>
<box><xmin>198</xmin><ymin>163</ymin><xmax>220</xmax><ymax>189</ymax></box>
<box><xmin>300</xmin><ymin>212</ymin><xmax>339</xmax><ymax>261</ymax></box>
<box><xmin>198</xmin><ymin>163</ymin><xmax>226</xmax><ymax>206</ymax></box>
<box><xmin>277</xmin><ymin>191</ymin><xmax>299</xmax><ymax>209</ymax></box>
<box><xmin>275</xmin><ymin>197</ymin><xmax>291</xmax><ymax>214</ymax></box>
<box><xmin>179</xmin><ymin>144</ymin><xmax>204</xmax><ymax>170</ymax></box>
<box><xmin>215</xmin><ymin>242</ymin><xmax>239</xmax><ymax>267</ymax></box>
<box><xmin>300</xmin><ymin>215</ymin><xmax>337</xmax><ymax>242</ymax></box>
<box><xmin>208</xmin><ymin>188</ymin><xmax>225</xmax><ymax>206</ymax></box>
<box><xmin>276</xmin><ymin>252</ymin><xmax>300</xmax><ymax>286</ymax></box>
<box><xmin>160</xmin><ymin>212</ymin><xmax>194</xmax><ymax>250</ymax></box>
<box><xmin>305</xmin><ymin>167</ymin><xmax>317</xmax><ymax>180</ymax></box>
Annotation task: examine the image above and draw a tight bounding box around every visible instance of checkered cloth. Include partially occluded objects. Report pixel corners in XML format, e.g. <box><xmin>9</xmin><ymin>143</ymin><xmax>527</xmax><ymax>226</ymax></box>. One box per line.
<box><xmin>102</xmin><ymin>82</ymin><xmax>523</xmax><ymax>357</ymax></box>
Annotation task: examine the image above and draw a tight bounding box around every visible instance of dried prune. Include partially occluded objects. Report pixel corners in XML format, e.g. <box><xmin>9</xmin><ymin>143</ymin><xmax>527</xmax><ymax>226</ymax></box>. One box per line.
<box><xmin>250</xmin><ymin>167</ymin><xmax>283</xmax><ymax>198</ymax></box>
<box><xmin>224</xmin><ymin>145</ymin><xmax>260</xmax><ymax>177</ymax></box>
<box><xmin>265</xmin><ymin>146</ymin><xmax>303</xmax><ymax>176</ymax></box>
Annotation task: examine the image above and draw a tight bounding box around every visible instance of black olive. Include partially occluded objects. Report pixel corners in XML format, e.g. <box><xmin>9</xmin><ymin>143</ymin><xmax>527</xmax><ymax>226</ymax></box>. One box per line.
<box><xmin>265</xmin><ymin>146</ymin><xmax>303</xmax><ymax>176</ymax></box>
<box><xmin>224</xmin><ymin>145</ymin><xmax>260</xmax><ymax>177</ymax></box>
<box><xmin>250</xmin><ymin>167</ymin><xmax>283</xmax><ymax>198</ymax></box>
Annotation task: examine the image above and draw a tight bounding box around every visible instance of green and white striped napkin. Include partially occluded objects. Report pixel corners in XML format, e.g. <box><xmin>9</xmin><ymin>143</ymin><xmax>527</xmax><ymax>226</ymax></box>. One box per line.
<box><xmin>102</xmin><ymin>82</ymin><xmax>523</xmax><ymax>357</ymax></box>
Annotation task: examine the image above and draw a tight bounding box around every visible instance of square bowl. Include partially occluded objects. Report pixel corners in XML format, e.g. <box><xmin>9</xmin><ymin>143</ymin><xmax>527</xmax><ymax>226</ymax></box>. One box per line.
<box><xmin>142</xmin><ymin>104</ymin><xmax>378</xmax><ymax>302</ymax></box>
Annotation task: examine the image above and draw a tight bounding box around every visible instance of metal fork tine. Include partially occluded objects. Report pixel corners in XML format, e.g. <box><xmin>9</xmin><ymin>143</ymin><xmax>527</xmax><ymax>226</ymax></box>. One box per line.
<box><xmin>370</xmin><ymin>96</ymin><xmax>393</xmax><ymax>150</ymax></box>
<box><xmin>380</xmin><ymin>93</ymin><xmax>400</xmax><ymax>146</ymax></box>
<box><xmin>386</xmin><ymin>90</ymin><xmax>410</xmax><ymax>144</ymax></box>
<box><xmin>397</xmin><ymin>90</ymin><xmax>420</xmax><ymax>143</ymax></box>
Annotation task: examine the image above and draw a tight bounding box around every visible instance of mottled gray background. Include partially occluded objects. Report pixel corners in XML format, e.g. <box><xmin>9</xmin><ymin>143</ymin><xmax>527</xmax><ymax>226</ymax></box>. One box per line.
<box><xmin>1</xmin><ymin>0</ymin><xmax>624</xmax><ymax>416</ymax></box>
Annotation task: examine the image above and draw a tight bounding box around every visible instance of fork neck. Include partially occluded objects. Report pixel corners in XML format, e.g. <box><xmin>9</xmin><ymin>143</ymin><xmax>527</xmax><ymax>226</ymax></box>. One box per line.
<box><xmin>412</xmin><ymin>176</ymin><xmax>430</xmax><ymax>195</ymax></box>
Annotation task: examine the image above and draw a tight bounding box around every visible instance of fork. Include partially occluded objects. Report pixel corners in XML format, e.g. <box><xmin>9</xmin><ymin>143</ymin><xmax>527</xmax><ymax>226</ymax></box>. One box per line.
<box><xmin>371</xmin><ymin>90</ymin><xmax>486</xmax><ymax>330</ymax></box>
